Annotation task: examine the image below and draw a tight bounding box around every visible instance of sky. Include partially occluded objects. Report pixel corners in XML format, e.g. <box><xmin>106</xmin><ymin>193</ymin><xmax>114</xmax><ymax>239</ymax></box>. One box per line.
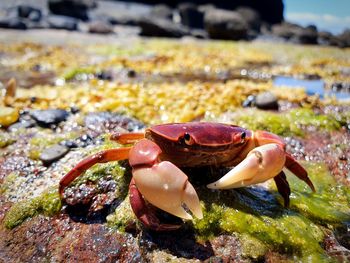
<box><xmin>284</xmin><ymin>0</ymin><xmax>350</xmax><ymax>34</ymax></box>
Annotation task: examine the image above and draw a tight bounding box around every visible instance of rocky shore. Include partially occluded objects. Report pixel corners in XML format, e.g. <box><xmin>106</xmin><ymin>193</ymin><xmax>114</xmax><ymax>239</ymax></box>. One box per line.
<box><xmin>0</xmin><ymin>0</ymin><xmax>349</xmax><ymax>47</ymax></box>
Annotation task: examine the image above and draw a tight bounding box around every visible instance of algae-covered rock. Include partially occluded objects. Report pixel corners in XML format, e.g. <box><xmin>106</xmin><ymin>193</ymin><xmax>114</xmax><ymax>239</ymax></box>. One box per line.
<box><xmin>106</xmin><ymin>197</ymin><xmax>137</xmax><ymax>232</ymax></box>
<box><xmin>217</xmin><ymin>108</ymin><xmax>341</xmax><ymax>137</ymax></box>
<box><xmin>4</xmin><ymin>188</ymin><xmax>62</xmax><ymax>229</ymax></box>
<box><xmin>191</xmin><ymin>161</ymin><xmax>349</xmax><ymax>261</ymax></box>
<box><xmin>0</xmin><ymin>107</ymin><xmax>19</xmax><ymax>127</ymax></box>
<box><xmin>0</xmin><ymin>132</ymin><xmax>16</xmax><ymax>148</ymax></box>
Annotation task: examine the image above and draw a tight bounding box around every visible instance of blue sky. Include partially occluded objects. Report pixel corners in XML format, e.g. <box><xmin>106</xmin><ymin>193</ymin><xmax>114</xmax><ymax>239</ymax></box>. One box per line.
<box><xmin>284</xmin><ymin>0</ymin><xmax>350</xmax><ymax>34</ymax></box>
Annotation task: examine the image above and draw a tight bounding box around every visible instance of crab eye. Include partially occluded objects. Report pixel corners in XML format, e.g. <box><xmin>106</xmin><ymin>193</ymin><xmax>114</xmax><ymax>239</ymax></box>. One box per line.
<box><xmin>241</xmin><ymin>132</ymin><xmax>246</xmax><ymax>141</ymax></box>
<box><xmin>183</xmin><ymin>132</ymin><xmax>194</xmax><ymax>145</ymax></box>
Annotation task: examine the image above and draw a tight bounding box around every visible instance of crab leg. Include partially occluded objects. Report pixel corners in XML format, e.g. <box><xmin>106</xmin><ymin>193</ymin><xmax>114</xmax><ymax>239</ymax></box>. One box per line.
<box><xmin>207</xmin><ymin>143</ymin><xmax>286</xmax><ymax>189</ymax></box>
<box><xmin>285</xmin><ymin>153</ymin><xmax>315</xmax><ymax>192</ymax></box>
<box><xmin>273</xmin><ymin>171</ymin><xmax>291</xmax><ymax>207</ymax></box>
<box><xmin>129</xmin><ymin>139</ymin><xmax>203</xmax><ymax>224</ymax></box>
<box><xmin>59</xmin><ymin>147</ymin><xmax>131</xmax><ymax>196</ymax></box>
<box><xmin>110</xmin><ymin>132</ymin><xmax>145</xmax><ymax>144</ymax></box>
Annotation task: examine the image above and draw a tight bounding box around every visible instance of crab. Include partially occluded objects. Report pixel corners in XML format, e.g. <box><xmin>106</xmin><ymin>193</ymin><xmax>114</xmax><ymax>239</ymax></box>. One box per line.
<box><xmin>59</xmin><ymin>122</ymin><xmax>315</xmax><ymax>231</ymax></box>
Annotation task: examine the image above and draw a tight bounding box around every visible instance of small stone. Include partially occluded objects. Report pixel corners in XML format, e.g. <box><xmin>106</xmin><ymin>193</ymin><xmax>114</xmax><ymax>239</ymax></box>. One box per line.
<box><xmin>255</xmin><ymin>92</ymin><xmax>279</xmax><ymax>110</ymax></box>
<box><xmin>88</xmin><ymin>20</ymin><xmax>113</xmax><ymax>34</ymax></box>
<box><xmin>8</xmin><ymin>119</ymin><xmax>36</xmax><ymax>132</ymax></box>
<box><xmin>0</xmin><ymin>107</ymin><xmax>20</xmax><ymax>127</ymax></box>
<box><xmin>127</xmin><ymin>69</ymin><xmax>137</xmax><ymax>78</ymax></box>
<box><xmin>30</xmin><ymin>109</ymin><xmax>69</xmax><ymax>127</ymax></box>
<box><xmin>242</xmin><ymin>95</ymin><xmax>256</xmax><ymax>108</ymax></box>
<box><xmin>96</xmin><ymin>71</ymin><xmax>113</xmax><ymax>80</ymax></box>
<box><xmin>40</xmin><ymin>144</ymin><xmax>69</xmax><ymax>165</ymax></box>
<box><xmin>60</xmin><ymin>140</ymin><xmax>78</xmax><ymax>149</ymax></box>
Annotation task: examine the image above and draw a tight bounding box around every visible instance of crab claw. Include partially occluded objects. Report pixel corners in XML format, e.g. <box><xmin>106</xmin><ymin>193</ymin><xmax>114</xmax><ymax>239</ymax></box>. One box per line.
<box><xmin>132</xmin><ymin>161</ymin><xmax>203</xmax><ymax>220</ymax></box>
<box><xmin>207</xmin><ymin>143</ymin><xmax>286</xmax><ymax>189</ymax></box>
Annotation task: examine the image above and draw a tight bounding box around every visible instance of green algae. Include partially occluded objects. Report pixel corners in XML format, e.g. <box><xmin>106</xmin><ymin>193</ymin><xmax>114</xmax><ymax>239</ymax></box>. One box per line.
<box><xmin>0</xmin><ymin>132</ymin><xmax>15</xmax><ymax>148</ymax></box>
<box><xmin>190</xmin><ymin>162</ymin><xmax>349</xmax><ymax>261</ymax></box>
<box><xmin>225</xmin><ymin>108</ymin><xmax>341</xmax><ymax>137</ymax></box>
<box><xmin>62</xmin><ymin>67</ymin><xmax>96</xmax><ymax>81</ymax></box>
<box><xmin>4</xmin><ymin>188</ymin><xmax>62</xmax><ymax>229</ymax></box>
<box><xmin>0</xmin><ymin>172</ymin><xmax>18</xmax><ymax>195</ymax></box>
<box><xmin>286</xmin><ymin>162</ymin><xmax>350</xmax><ymax>224</ymax></box>
<box><xmin>106</xmin><ymin>196</ymin><xmax>137</xmax><ymax>232</ymax></box>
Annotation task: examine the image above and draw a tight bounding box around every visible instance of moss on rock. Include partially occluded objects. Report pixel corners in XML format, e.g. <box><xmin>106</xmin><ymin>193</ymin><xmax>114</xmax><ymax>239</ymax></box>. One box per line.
<box><xmin>190</xmin><ymin>161</ymin><xmax>349</xmax><ymax>261</ymax></box>
<box><xmin>4</xmin><ymin>188</ymin><xmax>62</xmax><ymax>229</ymax></box>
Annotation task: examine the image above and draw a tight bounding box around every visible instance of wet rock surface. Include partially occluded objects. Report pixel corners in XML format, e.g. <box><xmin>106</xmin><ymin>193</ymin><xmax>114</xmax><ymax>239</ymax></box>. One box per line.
<box><xmin>39</xmin><ymin>144</ymin><xmax>69</xmax><ymax>165</ymax></box>
<box><xmin>30</xmin><ymin>109</ymin><xmax>69</xmax><ymax>127</ymax></box>
<box><xmin>0</xmin><ymin>36</ymin><xmax>349</xmax><ymax>261</ymax></box>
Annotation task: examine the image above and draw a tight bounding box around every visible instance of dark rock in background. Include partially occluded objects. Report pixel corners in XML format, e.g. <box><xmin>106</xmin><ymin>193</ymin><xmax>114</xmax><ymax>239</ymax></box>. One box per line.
<box><xmin>139</xmin><ymin>17</ymin><xmax>189</xmax><ymax>37</ymax></box>
<box><xmin>150</xmin><ymin>4</ymin><xmax>173</xmax><ymax>20</ymax></box>
<box><xmin>48</xmin><ymin>0</ymin><xmax>96</xmax><ymax>21</ymax></box>
<box><xmin>129</xmin><ymin>0</ymin><xmax>284</xmax><ymax>24</ymax></box>
<box><xmin>0</xmin><ymin>17</ymin><xmax>27</xmax><ymax>30</ymax></box>
<box><xmin>0</xmin><ymin>0</ymin><xmax>348</xmax><ymax>47</ymax></box>
<box><xmin>338</xmin><ymin>29</ymin><xmax>350</xmax><ymax>48</ymax></box>
<box><xmin>204</xmin><ymin>8</ymin><xmax>248</xmax><ymax>40</ymax></box>
<box><xmin>318</xmin><ymin>31</ymin><xmax>342</xmax><ymax>47</ymax></box>
<box><xmin>178</xmin><ymin>3</ymin><xmax>204</xmax><ymax>29</ymax></box>
<box><xmin>47</xmin><ymin>15</ymin><xmax>78</xmax><ymax>30</ymax></box>
<box><xmin>9</xmin><ymin>5</ymin><xmax>42</xmax><ymax>22</ymax></box>
<box><xmin>88</xmin><ymin>20</ymin><xmax>113</xmax><ymax>34</ymax></box>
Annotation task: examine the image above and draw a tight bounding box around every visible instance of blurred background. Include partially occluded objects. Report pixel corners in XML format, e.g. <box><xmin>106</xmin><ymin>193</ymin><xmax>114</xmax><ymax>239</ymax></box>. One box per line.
<box><xmin>0</xmin><ymin>0</ymin><xmax>349</xmax><ymax>47</ymax></box>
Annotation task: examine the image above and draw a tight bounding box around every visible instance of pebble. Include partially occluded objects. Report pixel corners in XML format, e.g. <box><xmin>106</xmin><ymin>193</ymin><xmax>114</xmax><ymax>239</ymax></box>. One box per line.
<box><xmin>0</xmin><ymin>107</ymin><xmax>20</xmax><ymax>127</ymax></box>
<box><xmin>40</xmin><ymin>144</ymin><xmax>70</xmax><ymax>165</ymax></box>
<box><xmin>242</xmin><ymin>95</ymin><xmax>256</xmax><ymax>108</ymax></box>
<box><xmin>8</xmin><ymin>119</ymin><xmax>36</xmax><ymax>132</ymax></box>
<box><xmin>255</xmin><ymin>92</ymin><xmax>279</xmax><ymax>110</ymax></box>
<box><xmin>30</xmin><ymin>109</ymin><xmax>69</xmax><ymax>127</ymax></box>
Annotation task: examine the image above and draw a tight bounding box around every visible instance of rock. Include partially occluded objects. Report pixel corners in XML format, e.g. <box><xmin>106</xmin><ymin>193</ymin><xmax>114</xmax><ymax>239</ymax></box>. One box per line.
<box><xmin>235</xmin><ymin>6</ymin><xmax>261</xmax><ymax>32</ymax></box>
<box><xmin>178</xmin><ymin>3</ymin><xmax>204</xmax><ymax>29</ymax></box>
<box><xmin>96</xmin><ymin>70</ymin><xmax>113</xmax><ymax>80</ymax></box>
<box><xmin>255</xmin><ymin>91</ymin><xmax>279</xmax><ymax>110</ymax></box>
<box><xmin>39</xmin><ymin>144</ymin><xmax>69</xmax><ymax>165</ymax></box>
<box><xmin>30</xmin><ymin>109</ymin><xmax>69</xmax><ymax>127</ymax></box>
<box><xmin>242</xmin><ymin>95</ymin><xmax>256</xmax><ymax>108</ymax></box>
<box><xmin>150</xmin><ymin>4</ymin><xmax>173</xmax><ymax>20</ymax></box>
<box><xmin>48</xmin><ymin>0</ymin><xmax>97</xmax><ymax>21</ymax></box>
<box><xmin>0</xmin><ymin>17</ymin><xmax>27</xmax><ymax>30</ymax></box>
<box><xmin>271</xmin><ymin>22</ymin><xmax>301</xmax><ymax>39</ymax></box>
<box><xmin>271</xmin><ymin>23</ymin><xmax>318</xmax><ymax>44</ymax></box>
<box><xmin>88</xmin><ymin>20</ymin><xmax>113</xmax><ymax>34</ymax></box>
<box><xmin>138</xmin><ymin>17</ymin><xmax>189</xmax><ymax>38</ymax></box>
<box><xmin>292</xmin><ymin>25</ymin><xmax>318</xmax><ymax>44</ymax></box>
<box><xmin>190</xmin><ymin>28</ymin><xmax>208</xmax><ymax>39</ymax></box>
<box><xmin>204</xmin><ymin>8</ymin><xmax>248</xmax><ymax>40</ymax></box>
<box><xmin>16</xmin><ymin>5</ymin><xmax>42</xmax><ymax>22</ymax></box>
<box><xmin>8</xmin><ymin>119</ymin><xmax>36</xmax><ymax>132</ymax></box>
<box><xmin>0</xmin><ymin>107</ymin><xmax>20</xmax><ymax>127</ymax></box>
<box><xmin>46</xmin><ymin>15</ymin><xmax>78</xmax><ymax>31</ymax></box>
<box><xmin>60</xmin><ymin>140</ymin><xmax>78</xmax><ymax>149</ymax></box>
<box><xmin>338</xmin><ymin>29</ymin><xmax>350</xmax><ymax>48</ymax></box>
<box><xmin>84</xmin><ymin>112</ymin><xmax>144</xmax><ymax>134</ymax></box>
<box><xmin>132</xmin><ymin>0</ymin><xmax>284</xmax><ymax>25</ymax></box>
<box><xmin>318</xmin><ymin>31</ymin><xmax>342</xmax><ymax>47</ymax></box>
